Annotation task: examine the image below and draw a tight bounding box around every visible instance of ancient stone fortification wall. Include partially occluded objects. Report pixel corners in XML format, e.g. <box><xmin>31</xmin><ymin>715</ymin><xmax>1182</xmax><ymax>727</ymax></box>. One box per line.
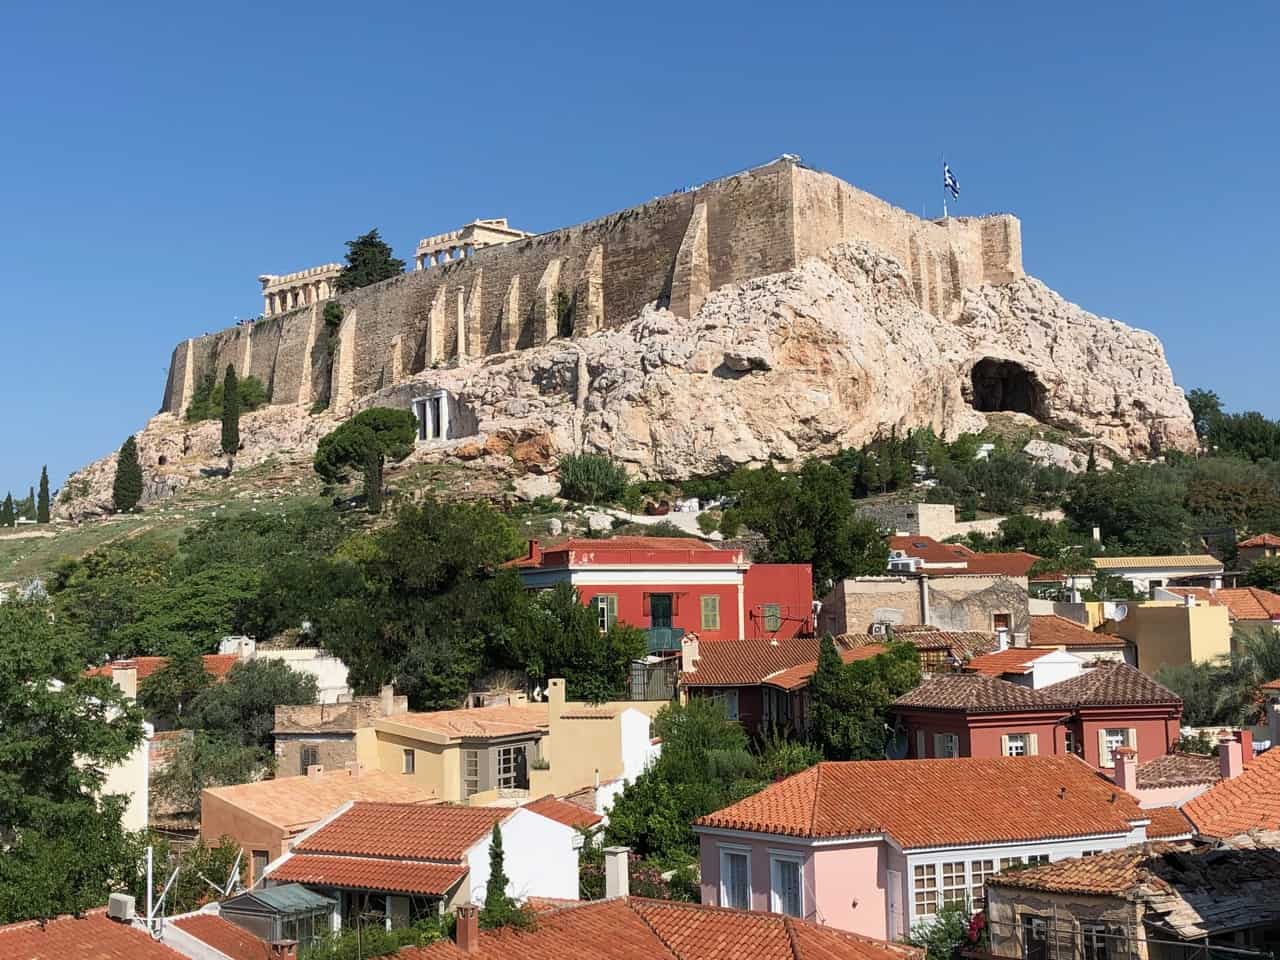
<box><xmin>160</xmin><ymin>158</ymin><xmax>1024</xmax><ymax>415</ymax></box>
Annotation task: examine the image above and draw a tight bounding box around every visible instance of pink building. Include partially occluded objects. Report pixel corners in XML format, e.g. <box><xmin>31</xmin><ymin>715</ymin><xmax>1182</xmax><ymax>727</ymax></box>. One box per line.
<box><xmin>694</xmin><ymin>757</ymin><xmax>1189</xmax><ymax>940</ymax></box>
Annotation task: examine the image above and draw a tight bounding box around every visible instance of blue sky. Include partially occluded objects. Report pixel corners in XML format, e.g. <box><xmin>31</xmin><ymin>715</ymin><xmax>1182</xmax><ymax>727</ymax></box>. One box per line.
<box><xmin>2</xmin><ymin>1</ymin><xmax>1277</xmax><ymax>495</ymax></box>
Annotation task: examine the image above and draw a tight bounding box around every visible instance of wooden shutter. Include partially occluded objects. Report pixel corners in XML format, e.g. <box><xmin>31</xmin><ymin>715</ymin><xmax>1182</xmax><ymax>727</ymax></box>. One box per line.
<box><xmin>702</xmin><ymin>595</ymin><xmax>720</xmax><ymax>631</ymax></box>
<box><xmin>1097</xmin><ymin>729</ymin><xmax>1109</xmax><ymax>766</ymax></box>
<box><xmin>1000</xmin><ymin>734</ymin><xmax>1011</xmax><ymax>756</ymax></box>
<box><xmin>606</xmin><ymin>595</ymin><xmax>618</xmax><ymax>629</ymax></box>
<box><xmin>916</xmin><ymin>730</ymin><xmax>926</xmax><ymax>758</ymax></box>
<box><xmin>1028</xmin><ymin>733</ymin><xmax>1039</xmax><ymax>756</ymax></box>
<box><xmin>1126</xmin><ymin>728</ymin><xmax>1138</xmax><ymax>752</ymax></box>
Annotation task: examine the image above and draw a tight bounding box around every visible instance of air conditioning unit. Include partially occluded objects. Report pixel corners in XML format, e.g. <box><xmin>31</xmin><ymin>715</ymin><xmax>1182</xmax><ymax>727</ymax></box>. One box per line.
<box><xmin>107</xmin><ymin>893</ymin><xmax>135</xmax><ymax>922</ymax></box>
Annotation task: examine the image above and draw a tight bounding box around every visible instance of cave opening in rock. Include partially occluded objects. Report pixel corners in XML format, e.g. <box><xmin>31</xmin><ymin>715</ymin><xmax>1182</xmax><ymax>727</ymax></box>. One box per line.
<box><xmin>970</xmin><ymin>358</ymin><xmax>1046</xmax><ymax>418</ymax></box>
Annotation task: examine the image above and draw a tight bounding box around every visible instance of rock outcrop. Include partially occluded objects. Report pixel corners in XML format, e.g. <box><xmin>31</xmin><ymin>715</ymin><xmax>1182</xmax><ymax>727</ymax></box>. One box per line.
<box><xmin>57</xmin><ymin>242</ymin><xmax>1194</xmax><ymax>519</ymax></box>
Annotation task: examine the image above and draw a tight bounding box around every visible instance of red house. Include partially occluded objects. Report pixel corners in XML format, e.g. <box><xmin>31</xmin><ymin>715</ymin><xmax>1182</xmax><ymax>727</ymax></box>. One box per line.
<box><xmin>514</xmin><ymin>537</ymin><xmax>812</xmax><ymax>652</ymax></box>
<box><xmin>892</xmin><ymin>662</ymin><xmax>1182</xmax><ymax>772</ymax></box>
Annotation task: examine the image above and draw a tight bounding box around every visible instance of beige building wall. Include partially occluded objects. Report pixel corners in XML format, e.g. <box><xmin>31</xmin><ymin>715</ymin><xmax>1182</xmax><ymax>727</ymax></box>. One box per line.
<box><xmin>200</xmin><ymin>792</ymin><xmax>288</xmax><ymax>886</ymax></box>
<box><xmin>1111</xmin><ymin>602</ymin><xmax>1232</xmax><ymax>673</ymax></box>
<box><xmin>372</xmin><ymin>729</ymin><xmax>456</xmax><ymax>801</ymax></box>
<box><xmin>819</xmin><ymin>578</ymin><xmax>923</xmax><ymax>636</ymax></box>
<box><xmin>986</xmin><ymin>886</ymin><xmax>1143</xmax><ymax>960</ymax></box>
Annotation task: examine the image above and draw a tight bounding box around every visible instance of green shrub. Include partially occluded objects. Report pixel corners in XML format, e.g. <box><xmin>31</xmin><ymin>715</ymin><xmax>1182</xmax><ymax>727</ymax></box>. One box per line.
<box><xmin>558</xmin><ymin>453</ymin><xmax>629</xmax><ymax>504</ymax></box>
<box><xmin>696</xmin><ymin>512</ymin><xmax>719</xmax><ymax>535</ymax></box>
<box><xmin>186</xmin><ymin>373</ymin><xmax>268</xmax><ymax>422</ymax></box>
<box><xmin>718</xmin><ymin>508</ymin><xmax>742</xmax><ymax>539</ymax></box>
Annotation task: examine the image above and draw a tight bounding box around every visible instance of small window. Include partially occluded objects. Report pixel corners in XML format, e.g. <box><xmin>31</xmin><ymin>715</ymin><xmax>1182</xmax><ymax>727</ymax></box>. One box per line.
<box><xmin>970</xmin><ymin>859</ymin><xmax>995</xmax><ymax>907</ymax></box>
<box><xmin>934</xmin><ymin>733</ymin><xmax>959</xmax><ymax>758</ymax></box>
<box><xmin>1022</xmin><ymin>916</ymin><xmax>1048</xmax><ymax>960</ymax></box>
<box><xmin>720</xmin><ymin>849</ymin><xmax>750</xmax><ymax>910</ymax></box>
<box><xmin>300</xmin><ymin>745</ymin><xmax>319</xmax><ymax>773</ymax></box>
<box><xmin>940</xmin><ymin>861</ymin><xmax>966</xmax><ymax>907</ymax></box>
<box><xmin>701</xmin><ymin>595</ymin><xmax>721</xmax><ymax>631</ymax></box>
<box><xmin>1101</xmin><ymin>728</ymin><xmax>1130</xmax><ymax>767</ymax></box>
<box><xmin>763</xmin><ymin>603</ymin><xmax>782</xmax><ymax>633</ymax></box>
<box><xmin>1004</xmin><ymin>734</ymin><xmax>1028</xmax><ymax>757</ymax></box>
<box><xmin>1082</xmin><ymin>849</ymin><xmax>1104</xmax><ymax>858</ymax></box>
<box><xmin>496</xmin><ymin>744</ymin><xmax>528</xmax><ymax>790</ymax></box>
<box><xmin>770</xmin><ymin>856</ymin><xmax>803</xmax><ymax>917</ymax></box>
<box><xmin>1000</xmin><ymin>856</ymin><xmax>1024</xmax><ymax>870</ymax></box>
<box><xmin>714</xmin><ymin>689</ymin><xmax>740</xmax><ymax>721</ymax></box>
<box><xmin>1026</xmin><ymin>854</ymin><xmax>1049</xmax><ymax>866</ymax></box>
<box><xmin>913</xmin><ymin>864</ymin><xmax>938</xmax><ymax>916</ymax></box>
<box><xmin>1082</xmin><ymin>923</ymin><xmax>1110</xmax><ymax>960</ymax></box>
<box><xmin>402</xmin><ymin>748</ymin><xmax>415</xmax><ymax>775</ymax></box>
<box><xmin>1065</xmin><ymin>730</ymin><xmax>1079</xmax><ymax>756</ymax></box>
<box><xmin>463</xmin><ymin>749</ymin><xmax>480</xmax><ymax>799</ymax></box>
<box><xmin>993</xmin><ymin>613</ymin><xmax>1012</xmax><ymax>631</ymax></box>
<box><xmin>594</xmin><ymin>595</ymin><xmax>617</xmax><ymax>632</ymax></box>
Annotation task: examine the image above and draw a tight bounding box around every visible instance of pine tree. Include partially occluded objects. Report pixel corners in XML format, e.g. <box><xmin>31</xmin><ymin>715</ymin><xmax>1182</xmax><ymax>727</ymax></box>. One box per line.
<box><xmin>36</xmin><ymin>466</ymin><xmax>50</xmax><ymax>524</ymax></box>
<box><xmin>334</xmin><ymin>229</ymin><xmax>405</xmax><ymax>293</ymax></box>
<box><xmin>0</xmin><ymin>493</ymin><xmax>13</xmax><ymax>528</ymax></box>
<box><xmin>112</xmin><ymin>436</ymin><xmax>143</xmax><ymax>513</ymax></box>
<box><xmin>1086</xmin><ymin>445</ymin><xmax>1097</xmax><ymax>473</ymax></box>
<box><xmin>220</xmin><ymin>364</ymin><xmax>241</xmax><ymax>465</ymax></box>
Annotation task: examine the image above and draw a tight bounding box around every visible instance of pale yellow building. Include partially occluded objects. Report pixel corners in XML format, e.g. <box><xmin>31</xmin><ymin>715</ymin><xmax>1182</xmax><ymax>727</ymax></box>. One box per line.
<box><xmin>1105</xmin><ymin>599</ymin><xmax>1232</xmax><ymax>673</ymax></box>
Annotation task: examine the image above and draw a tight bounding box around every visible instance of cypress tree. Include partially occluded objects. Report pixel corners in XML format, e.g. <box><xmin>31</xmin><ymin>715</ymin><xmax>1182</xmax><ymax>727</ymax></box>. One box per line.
<box><xmin>480</xmin><ymin>823</ymin><xmax>516</xmax><ymax>929</ymax></box>
<box><xmin>1</xmin><ymin>493</ymin><xmax>13</xmax><ymax>528</ymax></box>
<box><xmin>112</xmin><ymin>436</ymin><xmax>143</xmax><ymax>513</ymax></box>
<box><xmin>220</xmin><ymin>364</ymin><xmax>241</xmax><ymax>463</ymax></box>
<box><xmin>1086</xmin><ymin>445</ymin><xmax>1097</xmax><ymax>473</ymax></box>
<box><xmin>36</xmin><ymin>467</ymin><xmax>50</xmax><ymax>523</ymax></box>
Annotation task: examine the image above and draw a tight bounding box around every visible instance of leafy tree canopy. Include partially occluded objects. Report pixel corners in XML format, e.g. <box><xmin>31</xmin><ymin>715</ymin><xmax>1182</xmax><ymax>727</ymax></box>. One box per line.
<box><xmin>810</xmin><ymin>637</ymin><xmax>922</xmax><ymax>761</ymax></box>
<box><xmin>334</xmin><ymin>229</ymin><xmax>405</xmax><ymax>293</ymax></box>
<box><xmin>314</xmin><ymin>407</ymin><xmax>417</xmax><ymax>513</ymax></box>
<box><xmin>183</xmin><ymin>659</ymin><xmax>318</xmax><ymax>751</ymax></box>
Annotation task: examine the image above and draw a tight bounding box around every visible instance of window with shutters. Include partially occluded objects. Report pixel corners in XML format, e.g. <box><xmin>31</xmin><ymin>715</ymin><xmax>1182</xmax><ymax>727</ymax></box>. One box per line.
<box><xmin>913</xmin><ymin>864</ymin><xmax>938</xmax><ymax>916</ymax></box>
<box><xmin>1065</xmin><ymin>729</ymin><xmax>1079</xmax><ymax>756</ymax></box>
<box><xmin>1021</xmin><ymin>916</ymin><xmax>1048</xmax><ymax>960</ymax></box>
<box><xmin>594</xmin><ymin>595</ymin><xmax>617</xmax><ymax>632</ymax></box>
<box><xmin>720</xmin><ymin>848</ymin><xmax>750</xmax><ymax>910</ymax></box>
<box><xmin>763</xmin><ymin>603</ymin><xmax>782</xmax><ymax>633</ymax></box>
<box><xmin>769</xmin><ymin>856</ymin><xmax>803</xmax><ymax>917</ymax></box>
<box><xmin>934</xmin><ymin>733</ymin><xmax>959</xmax><ymax>758</ymax></box>
<box><xmin>940</xmin><ymin>861</ymin><xmax>966</xmax><ymax>907</ymax></box>
<box><xmin>463</xmin><ymin>749</ymin><xmax>480</xmax><ymax>798</ymax></box>
<box><xmin>402</xmin><ymin>749</ymin><xmax>415</xmax><ymax>775</ymax></box>
<box><xmin>970</xmin><ymin>859</ymin><xmax>995</xmax><ymax>906</ymax></box>
<box><xmin>1004</xmin><ymin>733</ymin><xmax>1028</xmax><ymax>757</ymax></box>
<box><xmin>1102</xmin><ymin>728</ymin><xmax>1128</xmax><ymax>767</ymax></box>
<box><xmin>701</xmin><ymin>595</ymin><xmax>721</xmax><ymax>631</ymax></box>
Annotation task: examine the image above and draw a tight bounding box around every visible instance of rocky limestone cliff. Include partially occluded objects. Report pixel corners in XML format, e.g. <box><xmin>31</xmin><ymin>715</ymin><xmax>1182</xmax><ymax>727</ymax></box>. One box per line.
<box><xmin>57</xmin><ymin>242</ymin><xmax>1194</xmax><ymax>519</ymax></box>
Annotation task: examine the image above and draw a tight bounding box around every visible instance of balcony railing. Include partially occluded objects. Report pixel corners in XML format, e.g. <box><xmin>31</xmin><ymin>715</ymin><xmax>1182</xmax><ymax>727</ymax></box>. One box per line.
<box><xmin>645</xmin><ymin>626</ymin><xmax>686</xmax><ymax>654</ymax></box>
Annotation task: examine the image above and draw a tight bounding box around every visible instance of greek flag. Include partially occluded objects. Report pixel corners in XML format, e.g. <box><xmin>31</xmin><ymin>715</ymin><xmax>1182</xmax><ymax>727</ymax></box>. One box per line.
<box><xmin>943</xmin><ymin>163</ymin><xmax>960</xmax><ymax>199</ymax></box>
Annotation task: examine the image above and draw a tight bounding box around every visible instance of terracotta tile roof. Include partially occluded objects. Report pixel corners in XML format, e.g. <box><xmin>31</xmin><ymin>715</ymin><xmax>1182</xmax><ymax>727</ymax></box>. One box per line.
<box><xmin>888</xmin><ymin>535</ymin><xmax>973</xmax><ymax>564</ymax></box>
<box><xmin>172</xmin><ymin>914</ymin><xmax>272</xmax><ymax>960</ymax></box>
<box><xmin>401</xmin><ymin>897</ymin><xmax>923</xmax><ymax>960</ymax></box>
<box><xmin>1144</xmin><ymin>804</ymin><xmax>1195</xmax><ymax>839</ymax></box>
<box><xmin>524</xmin><ymin>794</ymin><xmax>604</xmax><ymax>829</ymax></box>
<box><xmin>695</xmin><ymin>757</ymin><xmax>1146</xmax><ymax>848</ymax></box>
<box><xmin>762</xmin><ymin>646</ymin><xmax>889</xmax><ymax>692</ymax></box>
<box><xmin>297</xmin><ymin>801</ymin><xmax>506</xmax><ymax>861</ymax></box>
<box><xmin>894</xmin><ymin>673</ymin><xmax>1060</xmax><ymax>713</ymax></box>
<box><xmin>1136</xmin><ymin>752</ymin><xmax>1221</xmax><ymax>789</ymax></box>
<box><xmin>86</xmin><ymin>654</ymin><xmax>241</xmax><ymax>681</ymax></box>
<box><xmin>680</xmin><ymin>637</ymin><xmax>820</xmax><ymax>688</ymax></box>
<box><xmin>1166</xmin><ymin>587</ymin><xmax>1280</xmax><ymax>621</ymax></box>
<box><xmin>1263</xmin><ymin>678</ymin><xmax>1280</xmax><ymax>692</ymax></box>
<box><xmin>1183</xmin><ymin>745</ymin><xmax>1280</xmax><ymax>837</ymax></box>
<box><xmin>514</xmin><ymin>537</ymin><xmax>743</xmax><ymax>569</ymax></box>
<box><xmin>270</xmin><ymin>854</ymin><xmax>468</xmax><ymax>896</ymax></box>
<box><xmin>959</xmin><ymin>552</ymin><xmax>1041</xmax><ymax>577</ymax></box>
<box><xmin>1030</xmin><ymin>614</ymin><xmax>1126</xmax><ymax>648</ymax></box>
<box><xmin>0</xmin><ymin>910</ymin><xmax>187</xmax><ymax>959</ymax></box>
<box><xmin>987</xmin><ymin>843</ymin><xmax>1179</xmax><ymax>896</ymax></box>
<box><xmin>964</xmin><ymin>648</ymin><xmax>1050</xmax><ymax>677</ymax></box>
<box><xmin>1239</xmin><ymin>533</ymin><xmax>1280</xmax><ymax>548</ymax></box>
<box><xmin>1039</xmin><ymin>662</ymin><xmax>1182</xmax><ymax>707</ymax></box>
<box><xmin>1092</xmin><ymin>555</ymin><xmax>1223</xmax><ymax>571</ymax></box>
<box><xmin>846</xmin><ymin>628</ymin><xmax>998</xmax><ymax>660</ymax></box>
<box><xmin>377</xmin><ymin>703</ymin><xmax>550</xmax><ymax>739</ymax></box>
<box><xmin>203</xmin><ymin>769</ymin><xmax>437</xmax><ymax>833</ymax></box>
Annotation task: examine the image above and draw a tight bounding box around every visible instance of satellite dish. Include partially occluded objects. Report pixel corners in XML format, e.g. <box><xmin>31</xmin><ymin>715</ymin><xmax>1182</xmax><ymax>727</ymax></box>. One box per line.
<box><xmin>1113</xmin><ymin>604</ymin><xmax>1129</xmax><ymax>622</ymax></box>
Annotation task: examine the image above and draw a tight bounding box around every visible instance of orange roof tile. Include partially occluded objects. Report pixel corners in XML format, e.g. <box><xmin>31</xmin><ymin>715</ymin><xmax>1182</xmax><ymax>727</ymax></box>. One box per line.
<box><xmin>297</xmin><ymin>802</ymin><xmax>506</xmax><ymax>861</ymax></box>
<box><xmin>696</xmin><ymin>757</ymin><xmax>1147</xmax><ymax>848</ymax></box>
<box><xmin>1167</xmin><ymin>587</ymin><xmax>1280</xmax><ymax>622</ymax></box>
<box><xmin>894</xmin><ymin>673</ymin><xmax>1064</xmax><ymax>713</ymax></box>
<box><xmin>965</xmin><ymin>648</ymin><xmax>1050</xmax><ymax>676</ymax></box>
<box><xmin>682</xmin><ymin>638</ymin><xmax>887</xmax><ymax>690</ymax></box>
<box><xmin>270</xmin><ymin>854</ymin><xmax>468</xmax><ymax>896</ymax></box>
<box><xmin>1030</xmin><ymin>614</ymin><xmax>1127</xmax><ymax>648</ymax></box>
<box><xmin>86</xmin><ymin>654</ymin><xmax>241</xmax><ymax>681</ymax></box>
<box><xmin>400</xmin><ymin>897</ymin><xmax>923</xmax><ymax>960</ymax></box>
<box><xmin>1239</xmin><ymin>533</ymin><xmax>1280</xmax><ymax>548</ymax></box>
<box><xmin>987</xmin><ymin>843</ymin><xmax>1180</xmax><ymax>896</ymax></box>
<box><xmin>763</xmin><ymin>645</ymin><xmax>889</xmax><ymax>692</ymax></box>
<box><xmin>888</xmin><ymin>535</ymin><xmax>974</xmax><ymax>564</ymax></box>
<box><xmin>203</xmin><ymin>769</ymin><xmax>437</xmax><ymax>833</ymax></box>
<box><xmin>378</xmin><ymin>703</ymin><xmax>549</xmax><ymax>739</ymax></box>
<box><xmin>1144</xmin><ymin>805</ymin><xmax>1194</xmax><ymax>839</ymax></box>
<box><xmin>0</xmin><ymin>910</ymin><xmax>187</xmax><ymax>960</ymax></box>
<box><xmin>172</xmin><ymin>914</ymin><xmax>272</xmax><ymax>960</ymax></box>
<box><xmin>1136</xmin><ymin>752</ymin><xmax>1221</xmax><ymax>789</ymax></box>
<box><xmin>1183</xmin><ymin>746</ymin><xmax>1280</xmax><ymax>837</ymax></box>
<box><xmin>959</xmin><ymin>551</ymin><xmax>1041</xmax><ymax>577</ymax></box>
<box><xmin>524</xmin><ymin>794</ymin><xmax>603</xmax><ymax>829</ymax></box>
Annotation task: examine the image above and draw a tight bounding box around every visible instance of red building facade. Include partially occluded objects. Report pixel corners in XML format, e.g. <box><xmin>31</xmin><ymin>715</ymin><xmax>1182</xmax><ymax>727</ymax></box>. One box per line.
<box><xmin>513</xmin><ymin>537</ymin><xmax>812</xmax><ymax>650</ymax></box>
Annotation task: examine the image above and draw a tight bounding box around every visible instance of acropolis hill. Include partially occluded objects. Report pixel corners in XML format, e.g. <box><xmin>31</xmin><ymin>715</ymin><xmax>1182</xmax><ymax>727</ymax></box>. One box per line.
<box><xmin>62</xmin><ymin>157</ymin><xmax>1195</xmax><ymax>516</ymax></box>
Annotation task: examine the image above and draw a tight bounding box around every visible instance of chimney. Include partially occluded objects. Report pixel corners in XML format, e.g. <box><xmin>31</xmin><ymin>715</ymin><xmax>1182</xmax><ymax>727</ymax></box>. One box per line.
<box><xmin>604</xmin><ymin>846</ymin><xmax>631</xmax><ymax>899</ymax></box>
<box><xmin>547</xmin><ymin>678</ymin><xmax>566</xmax><ymax>714</ymax></box>
<box><xmin>306</xmin><ymin>764</ymin><xmax>324</xmax><ymax>778</ymax></box>
<box><xmin>1183</xmin><ymin>592</ymin><xmax>1195</xmax><ymax>608</ymax></box>
<box><xmin>681</xmin><ymin>634</ymin><xmax>701</xmax><ymax>674</ymax></box>
<box><xmin>269</xmin><ymin>942</ymin><xmax>298</xmax><ymax>958</ymax></box>
<box><xmin>525</xmin><ymin>539</ymin><xmax>542</xmax><ymax>566</ymax></box>
<box><xmin>1236</xmin><ymin>729</ymin><xmax>1254</xmax><ymax>764</ymax></box>
<box><xmin>456</xmin><ymin>903</ymin><xmax>480</xmax><ymax>953</ymax></box>
<box><xmin>380</xmin><ymin>684</ymin><xmax>395</xmax><ymax>717</ymax></box>
<box><xmin>1112</xmin><ymin>747</ymin><xmax>1138</xmax><ymax>793</ymax></box>
<box><xmin>344</xmin><ymin>761</ymin><xmax>361</xmax><ymax>778</ymax></box>
<box><xmin>1219</xmin><ymin>736</ymin><xmax>1244</xmax><ymax>780</ymax></box>
<box><xmin>111</xmin><ymin>665</ymin><xmax>138</xmax><ymax>702</ymax></box>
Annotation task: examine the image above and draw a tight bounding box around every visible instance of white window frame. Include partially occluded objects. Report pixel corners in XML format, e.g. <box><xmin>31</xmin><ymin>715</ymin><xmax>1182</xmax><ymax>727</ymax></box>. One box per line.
<box><xmin>402</xmin><ymin>748</ymin><xmax>415</xmax><ymax>775</ymax></box>
<box><xmin>1102</xmin><ymin>729</ymin><xmax>1128</xmax><ymax>767</ymax></box>
<box><xmin>718</xmin><ymin>845</ymin><xmax>751</xmax><ymax>910</ymax></box>
<box><xmin>913</xmin><ymin>862</ymin><xmax>939</xmax><ymax>917</ymax></box>
<box><xmin>1005</xmin><ymin>733</ymin><xmax>1028</xmax><ymax>757</ymax></box>
<box><xmin>463</xmin><ymin>749</ymin><xmax>480</xmax><ymax>799</ymax></box>
<box><xmin>940</xmin><ymin>860</ymin><xmax>967</xmax><ymax>908</ymax></box>
<box><xmin>934</xmin><ymin>733</ymin><xmax>960</xmax><ymax>758</ymax></box>
<box><xmin>970</xmin><ymin>858</ymin><xmax>995</xmax><ymax>907</ymax></box>
<box><xmin>768</xmin><ymin>853</ymin><xmax>804</xmax><ymax>918</ymax></box>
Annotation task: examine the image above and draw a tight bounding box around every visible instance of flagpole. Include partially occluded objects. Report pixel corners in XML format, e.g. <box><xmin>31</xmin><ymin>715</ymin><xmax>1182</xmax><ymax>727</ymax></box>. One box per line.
<box><xmin>941</xmin><ymin>156</ymin><xmax>947</xmax><ymax>219</ymax></box>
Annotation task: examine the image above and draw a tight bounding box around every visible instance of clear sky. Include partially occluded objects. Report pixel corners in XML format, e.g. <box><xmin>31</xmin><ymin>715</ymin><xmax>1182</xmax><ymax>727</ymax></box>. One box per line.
<box><xmin>2</xmin><ymin>1</ymin><xmax>1277</xmax><ymax>496</ymax></box>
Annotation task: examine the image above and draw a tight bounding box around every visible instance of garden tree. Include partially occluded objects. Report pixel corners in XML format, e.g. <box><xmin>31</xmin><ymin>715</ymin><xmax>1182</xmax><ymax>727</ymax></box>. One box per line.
<box><xmin>1244</xmin><ymin>557</ymin><xmax>1280</xmax><ymax>592</ymax></box>
<box><xmin>1232</xmin><ymin>625</ymin><xmax>1280</xmax><ymax>693</ymax></box>
<box><xmin>0</xmin><ymin>493</ymin><xmax>12</xmax><ymax>528</ymax></box>
<box><xmin>480</xmin><ymin>823</ymin><xmax>532</xmax><ymax>929</ymax></box>
<box><xmin>112</xmin><ymin>435</ymin><xmax>144</xmax><ymax>513</ymax></box>
<box><xmin>107</xmin><ymin>562</ymin><xmax>262</xmax><ymax>657</ymax></box>
<box><xmin>183</xmin><ymin>659</ymin><xmax>318</xmax><ymax>751</ymax></box>
<box><xmin>1210</xmin><ymin>411</ymin><xmax>1280</xmax><ymax>463</ymax></box>
<box><xmin>1079</xmin><ymin>572</ymin><xmax>1139</xmax><ymax>602</ymax></box>
<box><xmin>151</xmin><ymin>734</ymin><xmax>267</xmax><ymax>819</ymax></box>
<box><xmin>506</xmin><ymin>583</ymin><xmax>646</xmax><ymax>702</ymax></box>
<box><xmin>809</xmin><ymin>637</ymin><xmax>922</xmax><ymax>760</ymax></box>
<box><xmin>1064</xmin><ymin>465</ymin><xmax>1194</xmax><ymax>554</ymax></box>
<box><xmin>137</xmin><ymin>642</ymin><xmax>215</xmax><ymax>726</ymax></box>
<box><xmin>731</xmin><ymin>460</ymin><xmax>888</xmax><ymax>591</ymax></box>
<box><xmin>220</xmin><ymin>364</ymin><xmax>241</xmax><ymax>466</ymax></box>
<box><xmin>1187</xmin><ymin>388</ymin><xmax>1224</xmax><ymax>442</ymax></box>
<box><xmin>906</xmin><ymin>901</ymin><xmax>981</xmax><ymax>960</ymax></box>
<box><xmin>313</xmin><ymin>407</ymin><xmax>418</xmax><ymax>513</ymax></box>
<box><xmin>37</xmin><ymin>466</ymin><xmax>49</xmax><ymax>523</ymax></box>
<box><xmin>334</xmin><ymin>229</ymin><xmax>405</xmax><ymax>293</ymax></box>
<box><xmin>557</xmin><ymin>453</ymin><xmax>630</xmax><ymax>504</ymax></box>
<box><xmin>0</xmin><ymin>600</ymin><xmax>145</xmax><ymax>922</ymax></box>
<box><xmin>1183</xmin><ymin>457</ymin><xmax>1280</xmax><ymax>536</ymax></box>
<box><xmin>1155</xmin><ymin>660</ymin><xmax>1254</xmax><ymax>728</ymax></box>
<box><xmin>605</xmin><ymin>697</ymin><xmax>764</xmax><ymax>862</ymax></box>
<box><xmin>317</xmin><ymin>499</ymin><xmax>526</xmax><ymax>709</ymax></box>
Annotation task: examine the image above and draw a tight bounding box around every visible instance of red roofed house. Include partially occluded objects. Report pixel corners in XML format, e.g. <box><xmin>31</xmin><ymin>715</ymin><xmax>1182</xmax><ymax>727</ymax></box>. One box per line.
<box><xmin>513</xmin><ymin>538</ymin><xmax>812</xmax><ymax>652</ymax></box>
<box><xmin>1237</xmin><ymin>532</ymin><xmax>1280</xmax><ymax>570</ymax></box>
<box><xmin>0</xmin><ymin>909</ymin><xmax>189</xmax><ymax>960</ymax></box>
<box><xmin>1160</xmin><ymin>585</ymin><xmax>1280</xmax><ymax>627</ymax></box>
<box><xmin>695</xmin><ymin>756</ymin><xmax>1160</xmax><ymax>940</ymax></box>
<box><xmin>262</xmin><ymin>799</ymin><xmax>582</xmax><ymax>930</ymax></box>
<box><xmin>1182</xmin><ymin>738</ymin><xmax>1280</xmax><ymax>837</ymax></box>
<box><xmin>886</xmin><ymin>535</ymin><xmax>1040</xmax><ymax>579</ymax></box>
<box><xmin>679</xmin><ymin>636</ymin><xmax>887</xmax><ymax>736</ymax></box>
<box><xmin>892</xmin><ymin>662</ymin><xmax>1183</xmax><ymax>772</ymax></box>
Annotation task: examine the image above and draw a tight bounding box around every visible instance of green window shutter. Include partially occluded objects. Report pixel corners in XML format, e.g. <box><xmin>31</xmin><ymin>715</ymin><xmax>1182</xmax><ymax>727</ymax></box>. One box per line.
<box><xmin>701</xmin><ymin>595</ymin><xmax>720</xmax><ymax>631</ymax></box>
<box><xmin>606</xmin><ymin>595</ymin><xmax>618</xmax><ymax>629</ymax></box>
